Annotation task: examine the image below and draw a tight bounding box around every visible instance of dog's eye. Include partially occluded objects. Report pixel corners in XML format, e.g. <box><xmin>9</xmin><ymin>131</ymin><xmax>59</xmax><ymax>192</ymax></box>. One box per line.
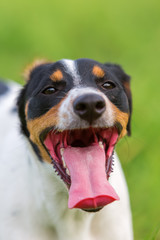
<box><xmin>42</xmin><ymin>87</ymin><xmax>56</xmax><ymax>95</ymax></box>
<box><xmin>102</xmin><ymin>81</ymin><xmax>116</xmax><ymax>90</ymax></box>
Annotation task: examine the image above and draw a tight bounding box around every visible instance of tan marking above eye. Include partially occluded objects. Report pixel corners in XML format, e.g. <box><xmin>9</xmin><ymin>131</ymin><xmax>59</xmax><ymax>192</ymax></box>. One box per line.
<box><xmin>50</xmin><ymin>70</ymin><xmax>63</xmax><ymax>82</ymax></box>
<box><xmin>92</xmin><ymin>65</ymin><xmax>105</xmax><ymax>78</ymax></box>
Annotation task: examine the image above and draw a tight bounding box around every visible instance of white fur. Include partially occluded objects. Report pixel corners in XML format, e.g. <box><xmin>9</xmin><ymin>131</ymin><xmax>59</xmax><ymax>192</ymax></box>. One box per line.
<box><xmin>0</xmin><ymin>83</ymin><xmax>133</xmax><ymax>240</ymax></box>
<box><xmin>61</xmin><ymin>59</ymin><xmax>81</xmax><ymax>86</ymax></box>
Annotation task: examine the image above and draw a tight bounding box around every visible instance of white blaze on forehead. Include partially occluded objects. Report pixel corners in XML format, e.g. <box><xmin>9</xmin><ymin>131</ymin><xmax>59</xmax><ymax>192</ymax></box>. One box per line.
<box><xmin>61</xmin><ymin>59</ymin><xmax>81</xmax><ymax>86</ymax></box>
<box><xmin>58</xmin><ymin>87</ymin><xmax>115</xmax><ymax>130</ymax></box>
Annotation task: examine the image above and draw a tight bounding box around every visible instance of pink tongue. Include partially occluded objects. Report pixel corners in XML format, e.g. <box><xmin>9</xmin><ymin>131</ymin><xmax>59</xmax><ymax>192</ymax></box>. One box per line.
<box><xmin>63</xmin><ymin>145</ymin><xmax>119</xmax><ymax>209</ymax></box>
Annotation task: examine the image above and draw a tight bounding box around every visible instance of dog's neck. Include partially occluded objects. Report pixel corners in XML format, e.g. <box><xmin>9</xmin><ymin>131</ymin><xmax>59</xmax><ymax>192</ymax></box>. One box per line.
<box><xmin>25</xmin><ymin>138</ymin><xmax>94</xmax><ymax>239</ymax></box>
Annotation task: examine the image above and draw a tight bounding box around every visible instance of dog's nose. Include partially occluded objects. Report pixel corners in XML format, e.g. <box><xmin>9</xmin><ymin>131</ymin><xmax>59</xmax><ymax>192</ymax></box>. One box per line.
<box><xmin>73</xmin><ymin>93</ymin><xmax>106</xmax><ymax>124</ymax></box>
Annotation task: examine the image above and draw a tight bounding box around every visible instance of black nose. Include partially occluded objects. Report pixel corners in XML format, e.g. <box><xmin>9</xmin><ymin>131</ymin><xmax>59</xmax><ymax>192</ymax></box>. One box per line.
<box><xmin>73</xmin><ymin>93</ymin><xmax>106</xmax><ymax>124</ymax></box>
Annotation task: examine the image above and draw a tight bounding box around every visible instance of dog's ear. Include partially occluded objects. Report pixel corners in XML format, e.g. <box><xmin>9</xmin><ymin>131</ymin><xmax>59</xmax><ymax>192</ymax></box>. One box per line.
<box><xmin>23</xmin><ymin>59</ymin><xmax>50</xmax><ymax>82</ymax></box>
<box><xmin>104</xmin><ymin>63</ymin><xmax>132</xmax><ymax>136</ymax></box>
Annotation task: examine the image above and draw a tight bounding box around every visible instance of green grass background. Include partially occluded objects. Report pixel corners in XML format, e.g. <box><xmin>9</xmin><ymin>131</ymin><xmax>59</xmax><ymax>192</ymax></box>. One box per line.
<box><xmin>0</xmin><ymin>0</ymin><xmax>160</xmax><ymax>239</ymax></box>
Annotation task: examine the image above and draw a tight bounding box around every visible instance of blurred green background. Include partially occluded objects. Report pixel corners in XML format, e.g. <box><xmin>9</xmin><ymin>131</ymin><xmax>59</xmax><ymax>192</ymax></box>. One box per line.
<box><xmin>0</xmin><ymin>0</ymin><xmax>160</xmax><ymax>239</ymax></box>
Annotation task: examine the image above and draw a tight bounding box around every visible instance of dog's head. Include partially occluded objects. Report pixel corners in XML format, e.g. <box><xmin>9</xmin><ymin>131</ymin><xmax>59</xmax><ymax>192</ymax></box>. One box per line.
<box><xmin>17</xmin><ymin>58</ymin><xmax>132</xmax><ymax>212</ymax></box>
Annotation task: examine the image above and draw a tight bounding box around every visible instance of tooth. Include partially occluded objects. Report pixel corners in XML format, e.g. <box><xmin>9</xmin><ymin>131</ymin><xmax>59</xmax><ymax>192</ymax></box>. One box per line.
<box><xmin>99</xmin><ymin>141</ymin><xmax>104</xmax><ymax>148</ymax></box>
<box><xmin>66</xmin><ymin>168</ymin><xmax>70</xmax><ymax>176</ymax></box>
<box><xmin>60</xmin><ymin>148</ymin><xmax>64</xmax><ymax>156</ymax></box>
<box><xmin>99</xmin><ymin>141</ymin><xmax>104</xmax><ymax>149</ymax></box>
<box><xmin>60</xmin><ymin>147</ymin><xmax>70</xmax><ymax>175</ymax></box>
<box><xmin>60</xmin><ymin>148</ymin><xmax>66</xmax><ymax>168</ymax></box>
<box><xmin>62</xmin><ymin>156</ymin><xmax>67</xmax><ymax>168</ymax></box>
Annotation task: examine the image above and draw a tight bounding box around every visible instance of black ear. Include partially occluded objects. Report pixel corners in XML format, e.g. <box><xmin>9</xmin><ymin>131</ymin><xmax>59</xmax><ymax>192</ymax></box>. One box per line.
<box><xmin>104</xmin><ymin>63</ymin><xmax>132</xmax><ymax>136</ymax></box>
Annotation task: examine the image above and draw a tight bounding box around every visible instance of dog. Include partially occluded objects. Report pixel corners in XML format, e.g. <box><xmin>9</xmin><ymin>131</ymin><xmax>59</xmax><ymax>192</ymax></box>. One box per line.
<box><xmin>0</xmin><ymin>59</ymin><xmax>133</xmax><ymax>240</ymax></box>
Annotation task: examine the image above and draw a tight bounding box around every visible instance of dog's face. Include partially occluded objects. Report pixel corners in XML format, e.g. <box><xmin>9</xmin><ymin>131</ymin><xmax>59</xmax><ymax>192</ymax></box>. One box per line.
<box><xmin>17</xmin><ymin>58</ymin><xmax>132</xmax><ymax>212</ymax></box>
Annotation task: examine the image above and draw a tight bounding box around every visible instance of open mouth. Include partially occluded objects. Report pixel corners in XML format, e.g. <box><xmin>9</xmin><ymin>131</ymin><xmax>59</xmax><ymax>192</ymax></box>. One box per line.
<box><xmin>42</xmin><ymin>127</ymin><xmax>120</xmax><ymax>211</ymax></box>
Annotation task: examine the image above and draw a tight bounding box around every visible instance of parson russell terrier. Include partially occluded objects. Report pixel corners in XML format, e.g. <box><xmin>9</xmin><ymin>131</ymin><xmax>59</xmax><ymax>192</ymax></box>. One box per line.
<box><xmin>0</xmin><ymin>59</ymin><xmax>133</xmax><ymax>240</ymax></box>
